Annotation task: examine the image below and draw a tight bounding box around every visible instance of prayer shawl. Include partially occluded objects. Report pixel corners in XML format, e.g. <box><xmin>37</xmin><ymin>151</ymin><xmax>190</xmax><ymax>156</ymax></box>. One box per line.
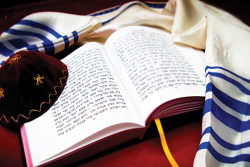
<box><xmin>1</xmin><ymin>0</ymin><xmax>250</xmax><ymax>166</ymax></box>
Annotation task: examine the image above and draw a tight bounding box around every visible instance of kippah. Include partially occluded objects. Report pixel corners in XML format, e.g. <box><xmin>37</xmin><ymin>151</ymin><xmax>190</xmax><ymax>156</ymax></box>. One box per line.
<box><xmin>0</xmin><ymin>51</ymin><xmax>68</xmax><ymax>125</ymax></box>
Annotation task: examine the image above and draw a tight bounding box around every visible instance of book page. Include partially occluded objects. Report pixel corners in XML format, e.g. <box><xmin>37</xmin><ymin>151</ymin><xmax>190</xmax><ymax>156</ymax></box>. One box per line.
<box><xmin>104</xmin><ymin>26</ymin><xmax>205</xmax><ymax>121</ymax></box>
<box><xmin>23</xmin><ymin>42</ymin><xmax>144</xmax><ymax>164</ymax></box>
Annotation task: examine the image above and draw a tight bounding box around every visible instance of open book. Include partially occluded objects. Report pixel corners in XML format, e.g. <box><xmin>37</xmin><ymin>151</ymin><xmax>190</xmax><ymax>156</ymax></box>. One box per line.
<box><xmin>21</xmin><ymin>26</ymin><xmax>206</xmax><ymax>167</ymax></box>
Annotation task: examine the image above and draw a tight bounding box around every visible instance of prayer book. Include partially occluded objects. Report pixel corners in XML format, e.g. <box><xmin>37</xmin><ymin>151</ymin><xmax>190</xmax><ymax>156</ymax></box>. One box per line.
<box><xmin>21</xmin><ymin>26</ymin><xmax>206</xmax><ymax>167</ymax></box>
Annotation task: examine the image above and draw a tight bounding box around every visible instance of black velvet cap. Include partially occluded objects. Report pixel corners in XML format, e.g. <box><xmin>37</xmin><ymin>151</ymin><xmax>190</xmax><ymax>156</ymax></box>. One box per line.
<box><xmin>0</xmin><ymin>51</ymin><xmax>68</xmax><ymax>125</ymax></box>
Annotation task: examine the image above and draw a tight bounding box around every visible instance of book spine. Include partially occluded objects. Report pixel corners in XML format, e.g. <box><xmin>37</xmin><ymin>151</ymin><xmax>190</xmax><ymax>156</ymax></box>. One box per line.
<box><xmin>20</xmin><ymin>125</ymin><xmax>34</xmax><ymax>167</ymax></box>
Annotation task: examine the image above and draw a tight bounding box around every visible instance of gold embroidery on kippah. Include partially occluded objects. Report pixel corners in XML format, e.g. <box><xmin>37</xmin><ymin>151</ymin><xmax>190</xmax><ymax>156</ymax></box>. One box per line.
<box><xmin>0</xmin><ymin>67</ymin><xmax>67</xmax><ymax>123</ymax></box>
<box><xmin>0</xmin><ymin>88</ymin><xmax>4</xmax><ymax>98</ymax></box>
<box><xmin>8</xmin><ymin>54</ymin><xmax>21</xmax><ymax>64</ymax></box>
<box><xmin>33</xmin><ymin>74</ymin><xmax>44</xmax><ymax>86</ymax></box>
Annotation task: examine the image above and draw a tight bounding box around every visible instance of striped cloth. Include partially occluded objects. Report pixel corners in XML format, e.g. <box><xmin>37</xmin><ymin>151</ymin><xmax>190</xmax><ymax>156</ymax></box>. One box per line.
<box><xmin>194</xmin><ymin>10</ymin><xmax>250</xmax><ymax>166</ymax></box>
<box><xmin>195</xmin><ymin>67</ymin><xmax>250</xmax><ymax>166</ymax></box>
<box><xmin>1</xmin><ymin>0</ymin><xmax>250</xmax><ymax>166</ymax></box>
<box><xmin>0</xmin><ymin>12</ymin><xmax>100</xmax><ymax>65</ymax></box>
<box><xmin>0</xmin><ymin>1</ymin><xmax>166</xmax><ymax>66</ymax></box>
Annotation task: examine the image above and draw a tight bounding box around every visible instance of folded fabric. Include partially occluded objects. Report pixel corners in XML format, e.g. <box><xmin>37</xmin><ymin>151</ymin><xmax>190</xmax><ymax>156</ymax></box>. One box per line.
<box><xmin>194</xmin><ymin>11</ymin><xmax>250</xmax><ymax>167</ymax></box>
<box><xmin>0</xmin><ymin>13</ymin><xmax>101</xmax><ymax>65</ymax></box>
<box><xmin>0</xmin><ymin>0</ymin><xmax>250</xmax><ymax>166</ymax></box>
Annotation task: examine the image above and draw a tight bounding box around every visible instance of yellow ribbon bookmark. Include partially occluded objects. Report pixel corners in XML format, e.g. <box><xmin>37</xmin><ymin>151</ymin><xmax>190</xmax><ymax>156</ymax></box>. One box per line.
<box><xmin>154</xmin><ymin>118</ymin><xmax>179</xmax><ymax>167</ymax></box>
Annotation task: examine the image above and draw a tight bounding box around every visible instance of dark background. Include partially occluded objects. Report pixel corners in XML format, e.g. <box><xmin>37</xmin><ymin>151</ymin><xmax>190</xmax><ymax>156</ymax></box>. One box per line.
<box><xmin>1</xmin><ymin>0</ymin><xmax>250</xmax><ymax>34</ymax></box>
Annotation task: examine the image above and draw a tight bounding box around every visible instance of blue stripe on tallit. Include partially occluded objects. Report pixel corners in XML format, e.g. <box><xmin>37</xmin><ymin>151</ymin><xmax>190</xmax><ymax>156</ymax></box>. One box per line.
<box><xmin>17</xmin><ymin>20</ymin><xmax>62</xmax><ymax>38</ymax></box>
<box><xmin>201</xmin><ymin>126</ymin><xmax>211</xmax><ymax>138</ymax></box>
<box><xmin>201</xmin><ymin>127</ymin><xmax>250</xmax><ymax>151</ymax></box>
<box><xmin>208</xmin><ymin>82</ymin><xmax>250</xmax><ymax>116</ymax></box>
<box><xmin>203</xmin><ymin>98</ymin><xmax>212</xmax><ymax>116</ymax></box>
<box><xmin>26</xmin><ymin>45</ymin><xmax>39</xmax><ymax>52</ymax></box>
<box><xmin>0</xmin><ymin>42</ymin><xmax>14</xmax><ymax>57</ymax></box>
<box><xmin>98</xmin><ymin>2</ymin><xmax>166</xmax><ymax>25</ymax></box>
<box><xmin>43</xmin><ymin>41</ymin><xmax>55</xmax><ymax>55</ymax></box>
<box><xmin>5</xmin><ymin>28</ymin><xmax>50</xmax><ymax>42</ymax></box>
<box><xmin>198</xmin><ymin>66</ymin><xmax>250</xmax><ymax>165</ymax></box>
<box><xmin>72</xmin><ymin>31</ymin><xmax>78</xmax><ymax>43</ymax></box>
<box><xmin>141</xmin><ymin>2</ymin><xmax>166</xmax><ymax>8</ymax></box>
<box><xmin>209</xmin><ymin>142</ymin><xmax>250</xmax><ymax>163</ymax></box>
<box><xmin>8</xmin><ymin>39</ymin><xmax>30</xmax><ymax>49</ymax></box>
<box><xmin>211</xmin><ymin>98</ymin><xmax>250</xmax><ymax>132</ymax></box>
<box><xmin>0</xmin><ymin>1</ymin><xmax>166</xmax><ymax>60</ymax></box>
<box><xmin>63</xmin><ymin>35</ymin><xmax>69</xmax><ymax>48</ymax></box>
<box><xmin>90</xmin><ymin>1</ymin><xmax>166</xmax><ymax>17</ymax></box>
<box><xmin>198</xmin><ymin>142</ymin><xmax>250</xmax><ymax>163</ymax></box>
<box><xmin>206</xmin><ymin>66</ymin><xmax>250</xmax><ymax>83</ymax></box>
<box><xmin>0</xmin><ymin>60</ymin><xmax>6</xmax><ymax>65</ymax></box>
<box><xmin>203</xmin><ymin>99</ymin><xmax>249</xmax><ymax>133</ymax></box>
<box><xmin>90</xmin><ymin>6</ymin><xmax>121</xmax><ymax>17</ymax></box>
<box><xmin>202</xmin><ymin>81</ymin><xmax>212</xmax><ymax>116</ymax></box>
<box><xmin>206</xmin><ymin>72</ymin><xmax>250</xmax><ymax>95</ymax></box>
<box><xmin>101</xmin><ymin>2</ymin><xmax>142</xmax><ymax>25</ymax></box>
<box><xmin>198</xmin><ymin>142</ymin><xmax>209</xmax><ymax>151</ymax></box>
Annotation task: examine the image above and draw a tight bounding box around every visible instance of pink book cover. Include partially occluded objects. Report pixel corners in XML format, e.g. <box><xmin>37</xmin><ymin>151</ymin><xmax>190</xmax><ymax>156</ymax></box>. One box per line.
<box><xmin>20</xmin><ymin>124</ymin><xmax>33</xmax><ymax>167</ymax></box>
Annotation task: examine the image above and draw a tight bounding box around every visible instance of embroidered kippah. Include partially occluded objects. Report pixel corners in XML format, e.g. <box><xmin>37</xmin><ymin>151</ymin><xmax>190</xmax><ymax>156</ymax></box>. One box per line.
<box><xmin>0</xmin><ymin>51</ymin><xmax>68</xmax><ymax>125</ymax></box>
